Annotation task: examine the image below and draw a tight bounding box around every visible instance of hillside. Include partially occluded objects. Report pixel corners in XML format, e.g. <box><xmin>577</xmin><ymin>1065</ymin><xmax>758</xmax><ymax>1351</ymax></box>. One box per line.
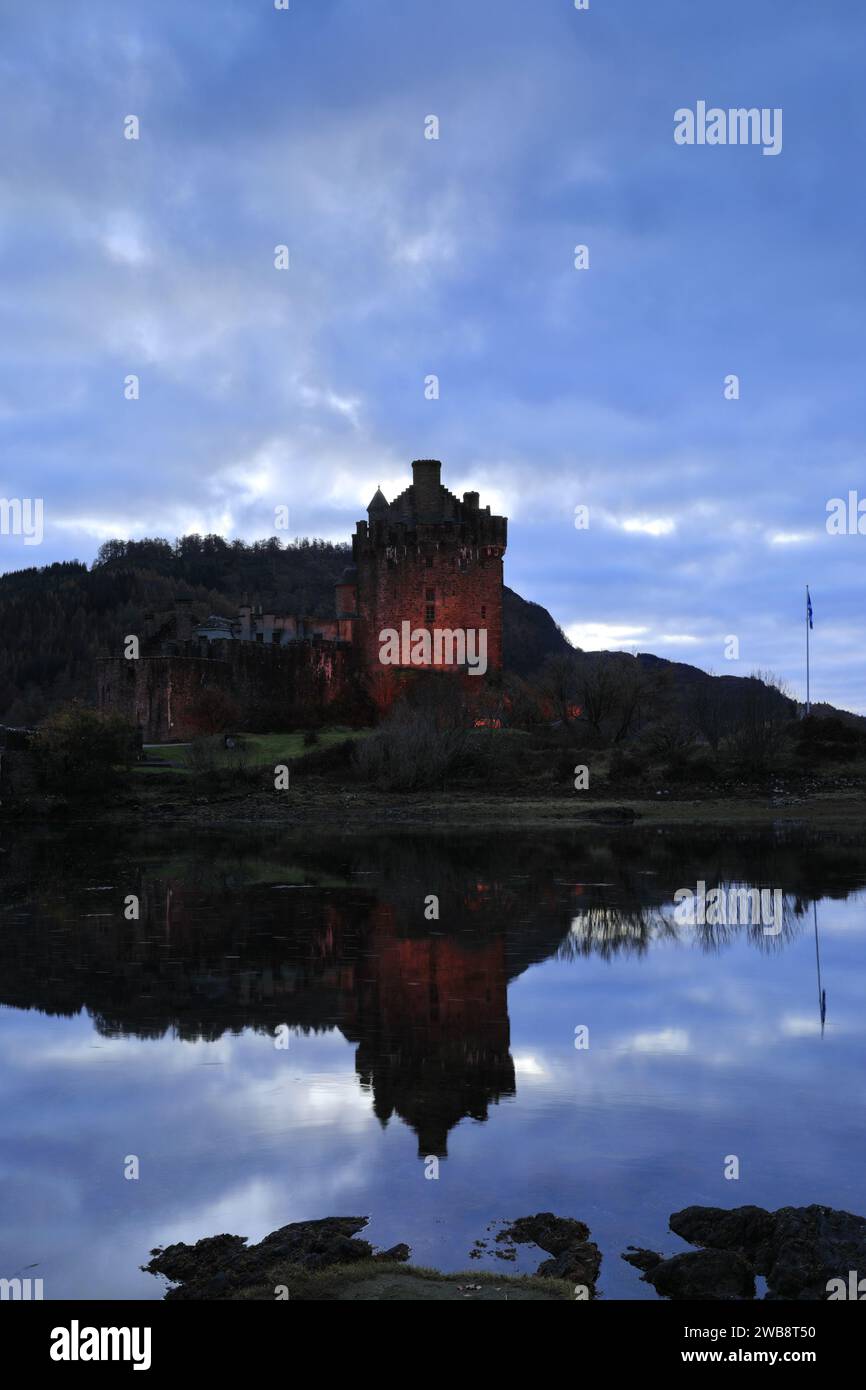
<box><xmin>0</xmin><ymin>538</ymin><xmax>573</xmax><ymax>723</ymax></box>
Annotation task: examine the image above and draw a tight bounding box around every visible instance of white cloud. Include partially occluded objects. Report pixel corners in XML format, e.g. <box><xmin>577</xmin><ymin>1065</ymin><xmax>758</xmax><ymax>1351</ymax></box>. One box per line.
<box><xmin>779</xmin><ymin>1014</ymin><xmax>824</xmax><ymax>1038</ymax></box>
<box><xmin>769</xmin><ymin>531</ymin><xmax>812</xmax><ymax>545</ymax></box>
<box><xmin>99</xmin><ymin>212</ymin><xmax>152</xmax><ymax>267</ymax></box>
<box><xmin>617</xmin><ymin>1028</ymin><xmax>692</xmax><ymax>1055</ymax></box>
<box><xmin>620</xmin><ymin>516</ymin><xmax>676</xmax><ymax>538</ymax></box>
<box><xmin>565</xmin><ymin>622</ymin><xmax>648</xmax><ymax>650</ymax></box>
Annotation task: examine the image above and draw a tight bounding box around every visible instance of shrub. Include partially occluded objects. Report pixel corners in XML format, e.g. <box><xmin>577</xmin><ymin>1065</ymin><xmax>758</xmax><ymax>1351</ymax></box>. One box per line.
<box><xmin>607</xmin><ymin>748</ymin><xmax>647</xmax><ymax>783</ymax></box>
<box><xmin>688</xmin><ymin>752</ymin><xmax>718</xmax><ymax>782</ymax></box>
<box><xmin>183</xmin><ymin>736</ymin><xmax>258</xmax><ymax>789</ymax></box>
<box><xmin>794</xmin><ymin>714</ymin><xmax>865</xmax><ymax>762</ymax></box>
<box><xmin>466</xmin><ymin>728</ymin><xmax>536</xmax><ymax>788</ymax></box>
<box><xmin>291</xmin><ymin>738</ymin><xmax>357</xmax><ymax>777</ymax></box>
<box><xmin>660</xmin><ymin>752</ymin><xmax>694</xmax><ymax>783</ymax></box>
<box><xmin>354</xmin><ymin>708</ymin><xmax>469</xmax><ymax>791</ymax></box>
<box><xmin>35</xmin><ymin>704</ymin><xmax>135</xmax><ymax>794</ymax></box>
<box><xmin>182</xmin><ymin>737</ymin><xmax>222</xmax><ymax>776</ymax></box>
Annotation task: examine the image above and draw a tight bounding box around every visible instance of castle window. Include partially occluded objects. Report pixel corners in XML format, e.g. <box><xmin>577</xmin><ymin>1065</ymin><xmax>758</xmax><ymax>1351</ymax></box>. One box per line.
<box><xmin>425</xmin><ymin>605</ymin><xmax>435</xmax><ymax>623</ymax></box>
<box><xmin>426</xmin><ymin>588</ymin><xmax>435</xmax><ymax>601</ymax></box>
<box><xmin>481</xmin><ymin>606</ymin><xmax>486</xmax><ymax>618</ymax></box>
<box><xmin>425</xmin><ymin>556</ymin><xmax>433</xmax><ymax>568</ymax></box>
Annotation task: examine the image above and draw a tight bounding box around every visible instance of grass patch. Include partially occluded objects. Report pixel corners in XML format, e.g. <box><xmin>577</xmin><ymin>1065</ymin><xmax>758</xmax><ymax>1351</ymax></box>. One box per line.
<box><xmin>227</xmin><ymin>1260</ymin><xmax>575</xmax><ymax>1301</ymax></box>
<box><xmin>141</xmin><ymin>728</ymin><xmax>372</xmax><ymax>773</ymax></box>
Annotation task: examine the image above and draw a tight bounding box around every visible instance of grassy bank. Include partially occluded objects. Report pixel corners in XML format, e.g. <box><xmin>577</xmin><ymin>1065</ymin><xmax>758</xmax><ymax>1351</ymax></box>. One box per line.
<box><xmin>7</xmin><ymin>720</ymin><xmax>866</xmax><ymax>830</ymax></box>
<box><xmin>230</xmin><ymin>1261</ymin><xmax>573</xmax><ymax>1301</ymax></box>
<box><xmin>122</xmin><ymin>724</ymin><xmax>866</xmax><ymax>829</ymax></box>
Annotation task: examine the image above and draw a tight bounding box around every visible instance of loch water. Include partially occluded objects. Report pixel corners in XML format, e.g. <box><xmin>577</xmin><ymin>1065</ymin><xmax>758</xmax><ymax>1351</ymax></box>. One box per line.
<box><xmin>1</xmin><ymin>822</ymin><xmax>863</xmax><ymax>1299</ymax></box>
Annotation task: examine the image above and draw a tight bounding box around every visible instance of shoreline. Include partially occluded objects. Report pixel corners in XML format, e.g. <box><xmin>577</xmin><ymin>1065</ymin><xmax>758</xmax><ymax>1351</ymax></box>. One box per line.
<box><xmin>5</xmin><ymin>783</ymin><xmax>866</xmax><ymax>831</ymax></box>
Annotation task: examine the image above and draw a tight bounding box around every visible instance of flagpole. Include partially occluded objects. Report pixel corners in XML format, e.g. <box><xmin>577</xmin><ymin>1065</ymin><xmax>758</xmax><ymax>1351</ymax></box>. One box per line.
<box><xmin>805</xmin><ymin>585</ymin><xmax>811</xmax><ymax>715</ymax></box>
<box><xmin>813</xmin><ymin>900</ymin><xmax>826</xmax><ymax>1037</ymax></box>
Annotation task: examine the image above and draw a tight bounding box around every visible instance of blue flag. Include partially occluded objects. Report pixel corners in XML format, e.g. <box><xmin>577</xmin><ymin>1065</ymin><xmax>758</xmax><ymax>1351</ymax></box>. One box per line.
<box><xmin>807</xmin><ymin>587</ymin><xmax>814</xmax><ymax>629</ymax></box>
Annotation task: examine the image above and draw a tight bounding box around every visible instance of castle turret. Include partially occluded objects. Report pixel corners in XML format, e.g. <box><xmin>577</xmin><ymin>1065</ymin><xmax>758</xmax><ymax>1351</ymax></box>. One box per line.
<box><xmin>368</xmin><ymin>487</ymin><xmax>389</xmax><ymax>518</ymax></box>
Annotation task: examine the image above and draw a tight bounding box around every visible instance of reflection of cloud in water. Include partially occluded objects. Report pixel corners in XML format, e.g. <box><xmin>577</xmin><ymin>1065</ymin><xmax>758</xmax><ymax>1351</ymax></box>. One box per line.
<box><xmin>616</xmin><ymin>1028</ymin><xmax>692</xmax><ymax>1056</ymax></box>
<box><xmin>2</xmin><ymin>824</ymin><xmax>866</xmax><ymax>1298</ymax></box>
<box><xmin>513</xmin><ymin>1054</ymin><xmax>547</xmax><ymax>1077</ymax></box>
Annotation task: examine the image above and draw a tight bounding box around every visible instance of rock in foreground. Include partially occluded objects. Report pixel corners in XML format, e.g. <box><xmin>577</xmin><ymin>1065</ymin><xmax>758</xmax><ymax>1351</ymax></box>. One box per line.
<box><xmin>624</xmin><ymin>1204</ymin><xmax>866</xmax><ymax>1301</ymax></box>
<box><xmin>497</xmin><ymin>1212</ymin><xmax>602</xmax><ymax>1291</ymax></box>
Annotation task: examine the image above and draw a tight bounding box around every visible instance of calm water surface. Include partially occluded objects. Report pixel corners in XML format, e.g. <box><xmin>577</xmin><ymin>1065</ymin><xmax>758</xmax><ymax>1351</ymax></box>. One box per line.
<box><xmin>1</xmin><ymin>823</ymin><xmax>864</xmax><ymax>1299</ymax></box>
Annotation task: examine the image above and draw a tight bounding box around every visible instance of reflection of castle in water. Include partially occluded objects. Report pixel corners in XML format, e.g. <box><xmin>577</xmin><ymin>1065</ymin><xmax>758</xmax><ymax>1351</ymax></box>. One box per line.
<box><xmin>0</xmin><ymin>825</ymin><xmax>857</xmax><ymax>1155</ymax></box>
<box><xmin>0</xmin><ymin>864</ymin><xmax>563</xmax><ymax>1158</ymax></box>
<box><xmin>347</xmin><ymin>902</ymin><xmax>515</xmax><ymax>1156</ymax></box>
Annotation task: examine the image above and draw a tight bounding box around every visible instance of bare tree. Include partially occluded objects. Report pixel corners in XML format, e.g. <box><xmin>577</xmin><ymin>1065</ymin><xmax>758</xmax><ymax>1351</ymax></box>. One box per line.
<box><xmin>539</xmin><ymin>652</ymin><xmax>581</xmax><ymax>725</ymax></box>
<box><xmin>575</xmin><ymin>656</ymin><xmax>620</xmax><ymax>737</ymax></box>
<box><xmin>688</xmin><ymin>673</ymin><xmax>732</xmax><ymax>751</ymax></box>
<box><xmin>727</xmin><ymin>669</ymin><xmax>794</xmax><ymax>771</ymax></box>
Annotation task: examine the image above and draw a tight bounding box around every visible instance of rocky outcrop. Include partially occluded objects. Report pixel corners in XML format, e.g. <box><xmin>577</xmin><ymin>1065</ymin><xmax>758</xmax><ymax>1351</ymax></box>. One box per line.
<box><xmin>143</xmin><ymin>1217</ymin><xmax>386</xmax><ymax>1300</ymax></box>
<box><xmin>498</xmin><ymin>1213</ymin><xmax>602</xmax><ymax>1291</ymax></box>
<box><xmin>143</xmin><ymin>1215</ymin><xmax>582</xmax><ymax>1301</ymax></box>
<box><xmin>669</xmin><ymin>1203</ymin><xmax>776</xmax><ymax>1259</ymax></box>
<box><xmin>631</xmin><ymin>1248</ymin><xmax>755</xmax><ymax>1301</ymax></box>
<box><xmin>623</xmin><ymin>1204</ymin><xmax>866</xmax><ymax>1301</ymax></box>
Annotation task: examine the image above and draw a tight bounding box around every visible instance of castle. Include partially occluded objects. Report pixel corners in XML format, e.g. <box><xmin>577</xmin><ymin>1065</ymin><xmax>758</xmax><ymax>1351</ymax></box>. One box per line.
<box><xmin>97</xmin><ymin>460</ymin><xmax>507</xmax><ymax>741</ymax></box>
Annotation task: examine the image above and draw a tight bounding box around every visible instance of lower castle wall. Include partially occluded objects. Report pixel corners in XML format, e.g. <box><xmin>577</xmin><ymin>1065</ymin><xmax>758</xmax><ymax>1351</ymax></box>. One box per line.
<box><xmin>97</xmin><ymin>639</ymin><xmax>358</xmax><ymax>742</ymax></box>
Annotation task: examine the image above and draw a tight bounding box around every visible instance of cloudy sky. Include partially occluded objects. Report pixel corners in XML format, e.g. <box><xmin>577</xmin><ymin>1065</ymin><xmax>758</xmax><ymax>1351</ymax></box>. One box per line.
<box><xmin>2</xmin><ymin>0</ymin><xmax>866</xmax><ymax>709</ymax></box>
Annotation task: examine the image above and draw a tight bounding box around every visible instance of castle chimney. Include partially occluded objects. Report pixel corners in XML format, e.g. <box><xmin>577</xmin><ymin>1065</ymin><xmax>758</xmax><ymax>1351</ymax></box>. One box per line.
<box><xmin>463</xmin><ymin>491</ymin><xmax>479</xmax><ymax>510</ymax></box>
<box><xmin>175</xmin><ymin>599</ymin><xmax>192</xmax><ymax>643</ymax></box>
<box><xmin>335</xmin><ymin>567</ymin><xmax>358</xmax><ymax>618</ymax></box>
<box><xmin>412</xmin><ymin>459</ymin><xmax>442</xmax><ymax>520</ymax></box>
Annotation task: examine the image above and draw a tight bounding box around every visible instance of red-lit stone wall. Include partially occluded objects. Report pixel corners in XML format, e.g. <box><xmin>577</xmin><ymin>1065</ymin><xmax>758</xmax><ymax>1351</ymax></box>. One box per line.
<box><xmin>97</xmin><ymin>639</ymin><xmax>357</xmax><ymax>741</ymax></box>
<box><xmin>355</xmin><ymin>535</ymin><xmax>504</xmax><ymax>677</ymax></box>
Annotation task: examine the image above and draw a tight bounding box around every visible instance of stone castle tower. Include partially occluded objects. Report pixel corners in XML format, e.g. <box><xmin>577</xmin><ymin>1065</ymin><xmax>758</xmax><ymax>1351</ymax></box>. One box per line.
<box><xmin>345</xmin><ymin>459</ymin><xmax>507</xmax><ymax>675</ymax></box>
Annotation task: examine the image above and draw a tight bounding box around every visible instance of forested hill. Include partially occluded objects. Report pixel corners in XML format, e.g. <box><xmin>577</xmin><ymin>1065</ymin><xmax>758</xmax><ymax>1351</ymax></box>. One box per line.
<box><xmin>0</xmin><ymin>536</ymin><xmax>572</xmax><ymax>723</ymax></box>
